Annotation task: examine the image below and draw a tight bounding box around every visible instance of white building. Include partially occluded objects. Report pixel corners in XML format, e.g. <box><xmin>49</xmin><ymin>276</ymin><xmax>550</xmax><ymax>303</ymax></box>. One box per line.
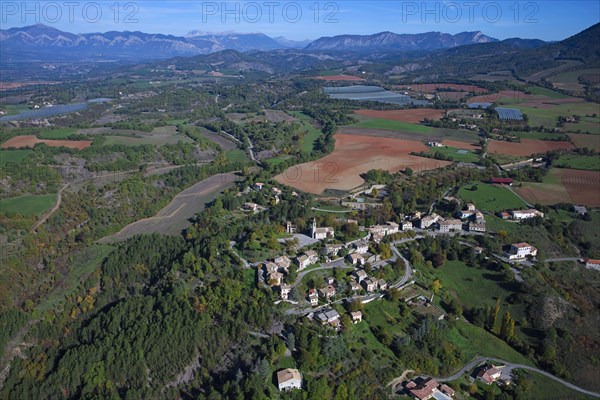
<box><xmin>585</xmin><ymin>259</ymin><xmax>600</xmax><ymax>271</ymax></box>
<box><xmin>437</xmin><ymin>219</ymin><xmax>463</xmax><ymax>232</ymax></box>
<box><xmin>401</xmin><ymin>221</ymin><xmax>414</xmax><ymax>231</ymax></box>
<box><xmin>347</xmin><ymin>253</ymin><xmax>365</xmax><ymax>266</ymax></box>
<box><xmin>315</xmin><ymin>308</ymin><xmax>340</xmax><ymax>327</ymax></box>
<box><xmin>419</xmin><ymin>213</ymin><xmax>440</xmax><ymax>229</ymax></box>
<box><xmin>352</xmin><ymin>270</ymin><xmax>368</xmax><ymax>282</ymax></box>
<box><xmin>312</xmin><ymin>219</ymin><xmax>335</xmax><ymax>240</ymax></box>
<box><xmin>274</xmin><ymin>256</ymin><xmax>291</xmax><ymax>270</ymax></box>
<box><xmin>352</xmin><ymin>241</ymin><xmax>369</xmax><ymax>254</ymax></box>
<box><xmin>468</xmin><ymin>223</ymin><xmax>486</xmax><ymax>233</ymax></box>
<box><xmin>350</xmin><ymin>311</ymin><xmax>363</xmax><ymax>323</ymax></box>
<box><xmin>280</xmin><ymin>284</ymin><xmax>291</xmax><ymax>300</ymax></box>
<box><xmin>294</xmin><ymin>255</ymin><xmax>310</xmax><ymax>271</ymax></box>
<box><xmin>277</xmin><ymin>368</ymin><xmax>302</xmax><ymax>391</ymax></box>
<box><xmin>505</xmin><ymin>242</ymin><xmax>538</xmax><ymax>260</ymax></box>
<box><xmin>307</xmin><ymin>289</ymin><xmax>318</xmax><ymax>306</ymax></box>
<box><xmin>510</xmin><ymin>209</ymin><xmax>544</xmax><ymax>220</ymax></box>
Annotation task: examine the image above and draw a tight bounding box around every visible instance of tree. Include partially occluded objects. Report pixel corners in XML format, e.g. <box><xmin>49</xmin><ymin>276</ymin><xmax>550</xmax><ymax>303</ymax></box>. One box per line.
<box><xmin>487</xmin><ymin>299</ymin><xmax>501</xmax><ymax>332</ymax></box>
<box><xmin>431</xmin><ymin>279</ymin><xmax>442</xmax><ymax>294</ymax></box>
<box><xmin>500</xmin><ymin>310</ymin><xmax>515</xmax><ymax>342</ymax></box>
<box><xmin>285</xmin><ymin>332</ymin><xmax>295</xmax><ymax>351</ymax></box>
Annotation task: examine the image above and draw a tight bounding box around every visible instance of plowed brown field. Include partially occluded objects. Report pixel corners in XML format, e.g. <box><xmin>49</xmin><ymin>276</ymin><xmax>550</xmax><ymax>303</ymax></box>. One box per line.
<box><xmin>275</xmin><ymin>134</ymin><xmax>450</xmax><ymax>194</ymax></box>
<box><xmin>354</xmin><ymin>109</ymin><xmax>445</xmax><ymax>123</ymax></box>
<box><xmin>489</xmin><ymin>139</ymin><xmax>573</xmax><ymax>157</ymax></box>
<box><xmin>1</xmin><ymin>135</ymin><xmax>92</xmax><ymax>150</ymax></box>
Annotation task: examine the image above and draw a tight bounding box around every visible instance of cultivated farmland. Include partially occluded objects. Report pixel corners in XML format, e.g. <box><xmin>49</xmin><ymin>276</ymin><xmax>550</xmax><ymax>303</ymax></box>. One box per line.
<box><xmin>488</xmin><ymin>139</ymin><xmax>573</xmax><ymax>157</ymax></box>
<box><xmin>1</xmin><ymin>135</ymin><xmax>92</xmax><ymax>150</ymax></box>
<box><xmin>353</xmin><ymin>108</ymin><xmax>446</xmax><ymax>123</ymax></box>
<box><xmin>275</xmin><ymin>134</ymin><xmax>449</xmax><ymax>194</ymax></box>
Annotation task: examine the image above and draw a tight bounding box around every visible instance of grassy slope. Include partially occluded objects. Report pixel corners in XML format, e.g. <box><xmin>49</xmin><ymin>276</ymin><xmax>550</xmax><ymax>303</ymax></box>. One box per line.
<box><xmin>457</xmin><ymin>183</ymin><xmax>527</xmax><ymax>212</ymax></box>
<box><xmin>0</xmin><ymin>194</ymin><xmax>57</xmax><ymax>215</ymax></box>
<box><xmin>0</xmin><ymin>149</ymin><xmax>33</xmax><ymax>165</ymax></box>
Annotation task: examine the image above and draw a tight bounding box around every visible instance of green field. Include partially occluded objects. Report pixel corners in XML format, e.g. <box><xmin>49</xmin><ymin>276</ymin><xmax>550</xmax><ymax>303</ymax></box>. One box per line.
<box><xmin>37</xmin><ymin>128</ymin><xmax>77</xmax><ymax>139</ymax></box>
<box><xmin>434</xmin><ymin>260</ymin><xmax>518</xmax><ymax>311</ymax></box>
<box><xmin>524</xmin><ymin>86</ymin><xmax>570</xmax><ymax>99</ymax></box>
<box><xmin>290</xmin><ymin>111</ymin><xmax>324</xmax><ymax>153</ymax></box>
<box><xmin>225</xmin><ymin>149</ymin><xmax>249</xmax><ymax>162</ymax></box>
<box><xmin>511</xmin><ymin>102</ymin><xmax>600</xmax><ymax>130</ymax></box>
<box><xmin>428</xmin><ymin>146</ymin><xmax>479</xmax><ymax>163</ymax></box>
<box><xmin>363</xmin><ymin>298</ymin><xmax>416</xmax><ymax>336</ymax></box>
<box><xmin>514</xmin><ymin>131</ymin><xmax>570</xmax><ymax>141</ymax></box>
<box><xmin>352</xmin><ymin>118</ymin><xmax>432</xmax><ymax>133</ymax></box>
<box><xmin>0</xmin><ymin>193</ymin><xmax>57</xmax><ymax>216</ymax></box>
<box><xmin>0</xmin><ymin>149</ymin><xmax>33</xmax><ymax>165</ymax></box>
<box><xmin>555</xmin><ymin>153</ymin><xmax>600</xmax><ymax>171</ymax></box>
<box><xmin>445</xmin><ymin>320</ymin><xmax>533</xmax><ymax>366</ymax></box>
<box><xmin>457</xmin><ymin>183</ymin><xmax>527</xmax><ymax>212</ymax></box>
<box><xmin>264</xmin><ymin>155</ymin><xmax>293</xmax><ymax>166</ymax></box>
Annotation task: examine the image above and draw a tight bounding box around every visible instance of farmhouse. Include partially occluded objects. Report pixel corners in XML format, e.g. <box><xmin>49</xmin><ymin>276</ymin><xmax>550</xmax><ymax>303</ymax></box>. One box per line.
<box><xmin>267</xmin><ymin>271</ymin><xmax>283</xmax><ymax>286</ymax></box>
<box><xmin>401</xmin><ymin>221</ymin><xmax>414</xmax><ymax>230</ymax></box>
<box><xmin>457</xmin><ymin>210</ymin><xmax>476</xmax><ymax>219</ymax></box>
<box><xmin>325</xmin><ymin>243</ymin><xmax>344</xmax><ymax>256</ymax></box>
<box><xmin>427</xmin><ymin>141</ymin><xmax>443</xmax><ymax>147</ymax></box>
<box><xmin>352</xmin><ymin>241</ymin><xmax>369</xmax><ymax>254</ymax></box>
<box><xmin>277</xmin><ymin>368</ymin><xmax>302</xmax><ymax>391</ymax></box>
<box><xmin>405</xmin><ymin>377</ymin><xmax>454</xmax><ymax>400</ymax></box>
<box><xmin>505</xmin><ymin>242</ymin><xmax>538</xmax><ymax>260</ymax></box>
<box><xmin>510</xmin><ymin>209</ymin><xmax>544</xmax><ymax>220</ymax></box>
<box><xmin>585</xmin><ymin>259</ymin><xmax>600</xmax><ymax>271</ymax></box>
<box><xmin>305</xmin><ymin>250</ymin><xmax>319</xmax><ymax>264</ymax></box>
<box><xmin>437</xmin><ymin>219</ymin><xmax>463</xmax><ymax>232</ymax></box>
<box><xmin>350</xmin><ymin>311</ymin><xmax>363</xmax><ymax>323</ymax></box>
<box><xmin>574</xmin><ymin>205</ymin><xmax>588</xmax><ymax>216</ymax></box>
<box><xmin>368</xmin><ymin>221</ymin><xmax>399</xmax><ymax>236</ymax></box>
<box><xmin>349</xmin><ymin>281</ymin><xmax>362</xmax><ymax>292</ymax></box>
<box><xmin>353</xmin><ymin>270</ymin><xmax>368</xmax><ymax>282</ymax></box>
<box><xmin>311</xmin><ymin>219</ymin><xmax>335</xmax><ymax>240</ymax></box>
<box><xmin>468</xmin><ymin>223</ymin><xmax>486</xmax><ymax>233</ymax></box>
<box><xmin>280</xmin><ymin>284</ymin><xmax>291</xmax><ymax>300</ymax></box>
<box><xmin>419</xmin><ymin>213</ymin><xmax>440</xmax><ymax>229</ymax></box>
<box><xmin>315</xmin><ymin>308</ymin><xmax>341</xmax><ymax>327</ymax></box>
<box><xmin>307</xmin><ymin>289</ymin><xmax>319</xmax><ymax>306</ymax></box>
<box><xmin>294</xmin><ymin>254</ymin><xmax>312</xmax><ymax>271</ymax></box>
<box><xmin>476</xmin><ymin>364</ymin><xmax>502</xmax><ymax>385</ymax></box>
<box><xmin>362</xmin><ymin>278</ymin><xmax>377</xmax><ymax>292</ymax></box>
<box><xmin>347</xmin><ymin>253</ymin><xmax>365</xmax><ymax>266</ymax></box>
<box><xmin>274</xmin><ymin>255</ymin><xmax>291</xmax><ymax>270</ymax></box>
<box><xmin>377</xmin><ymin>279</ymin><xmax>388</xmax><ymax>291</ymax></box>
<box><xmin>319</xmin><ymin>285</ymin><xmax>337</xmax><ymax>300</ymax></box>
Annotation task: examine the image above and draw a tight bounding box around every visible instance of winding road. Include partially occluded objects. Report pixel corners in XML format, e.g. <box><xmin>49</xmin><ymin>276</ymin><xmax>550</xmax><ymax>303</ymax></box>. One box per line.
<box><xmin>430</xmin><ymin>356</ymin><xmax>600</xmax><ymax>398</ymax></box>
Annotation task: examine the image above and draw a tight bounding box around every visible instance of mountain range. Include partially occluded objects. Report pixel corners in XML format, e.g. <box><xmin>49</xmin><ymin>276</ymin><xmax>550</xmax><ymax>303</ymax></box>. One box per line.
<box><xmin>0</xmin><ymin>24</ymin><xmax>501</xmax><ymax>63</ymax></box>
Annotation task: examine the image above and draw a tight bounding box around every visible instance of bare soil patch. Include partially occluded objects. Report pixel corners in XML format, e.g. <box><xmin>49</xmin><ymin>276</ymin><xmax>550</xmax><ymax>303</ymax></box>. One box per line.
<box><xmin>274</xmin><ymin>134</ymin><xmax>449</xmax><ymax>194</ymax></box>
<box><xmin>354</xmin><ymin>109</ymin><xmax>445</xmax><ymax>124</ymax></box>
<box><xmin>489</xmin><ymin>139</ymin><xmax>573</xmax><ymax>157</ymax></box>
<box><xmin>2</xmin><ymin>135</ymin><xmax>92</xmax><ymax>150</ymax></box>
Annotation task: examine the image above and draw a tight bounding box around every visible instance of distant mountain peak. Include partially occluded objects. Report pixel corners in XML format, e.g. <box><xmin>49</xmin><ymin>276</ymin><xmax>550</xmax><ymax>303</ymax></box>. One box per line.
<box><xmin>305</xmin><ymin>30</ymin><xmax>497</xmax><ymax>51</ymax></box>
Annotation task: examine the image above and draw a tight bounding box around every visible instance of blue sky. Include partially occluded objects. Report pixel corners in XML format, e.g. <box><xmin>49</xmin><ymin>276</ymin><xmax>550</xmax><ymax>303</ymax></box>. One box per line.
<box><xmin>2</xmin><ymin>1</ymin><xmax>599</xmax><ymax>41</ymax></box>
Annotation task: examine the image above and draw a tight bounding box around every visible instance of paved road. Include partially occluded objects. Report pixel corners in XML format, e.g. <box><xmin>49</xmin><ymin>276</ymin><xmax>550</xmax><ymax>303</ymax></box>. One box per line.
<box><xmin>430</xmin><ymin>356</ymin><xmax>600</xmax><ymax>398</ymax></box>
